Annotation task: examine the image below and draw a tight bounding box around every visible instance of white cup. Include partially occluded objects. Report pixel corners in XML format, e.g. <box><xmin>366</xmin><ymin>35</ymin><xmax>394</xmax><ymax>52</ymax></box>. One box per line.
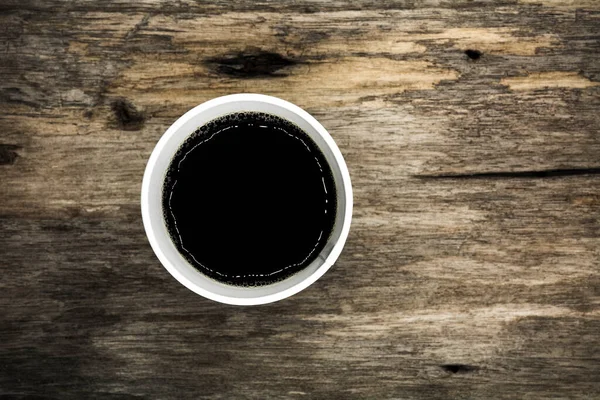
<box><xmin>141</xmin><ymin>94</ymin><xmax>352</xmax><ymax>305</ymax></box>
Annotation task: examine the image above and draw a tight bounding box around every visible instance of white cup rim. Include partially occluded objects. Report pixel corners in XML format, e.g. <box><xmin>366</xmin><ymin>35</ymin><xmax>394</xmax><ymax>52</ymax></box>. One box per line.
<box><xmin>141</xmin><ymin>94</ymin><xmax>352</xmax><ymax>305</ymax></box>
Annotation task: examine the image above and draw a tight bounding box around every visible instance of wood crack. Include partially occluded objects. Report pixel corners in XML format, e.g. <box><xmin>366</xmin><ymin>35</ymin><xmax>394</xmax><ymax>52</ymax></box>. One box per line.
<box><xmin>124</xmin><ymin>13</ymin><xmax>151</xmax><ymax>41</ymax></box>
<box><xmin>440</xmin><ymin>364</ymin><xmax>479</xmax><ymax>374</ymax></box>
<box><xmin>417</xmin><ymin>168</ymin><xmax>600</xmax><ymax>180</ymax></box>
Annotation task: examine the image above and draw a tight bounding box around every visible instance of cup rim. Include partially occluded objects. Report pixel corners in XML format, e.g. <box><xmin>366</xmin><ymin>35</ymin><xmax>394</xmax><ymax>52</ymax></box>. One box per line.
<box><xmin>141</xmin><ymin>94</ymin><xmax>352</xmax><ymax>305</ymax></box>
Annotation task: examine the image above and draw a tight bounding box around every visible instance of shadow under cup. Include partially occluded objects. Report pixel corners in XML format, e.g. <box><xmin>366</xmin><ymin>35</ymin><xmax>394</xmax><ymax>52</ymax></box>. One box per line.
<box><xmin>141</xmin><ymin>94</ymin><xmax>352</xmax><ymax>305</ymax></box>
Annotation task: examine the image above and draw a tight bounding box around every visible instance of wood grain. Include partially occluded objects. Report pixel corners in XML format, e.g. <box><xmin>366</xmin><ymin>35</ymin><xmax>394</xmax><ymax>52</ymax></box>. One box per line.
<box><xmin>1</xmin><ymin>0</ymin><xmax>599</xmax><ymax>399</ymax></box>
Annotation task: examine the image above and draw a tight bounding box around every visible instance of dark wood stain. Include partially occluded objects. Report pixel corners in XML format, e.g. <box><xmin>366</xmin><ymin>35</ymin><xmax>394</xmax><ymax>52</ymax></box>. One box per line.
<box><xmin>110</xmin><ymin>98</ymin><xmax>145</xmax><ymax>131</ymax></box>
<box><xmin>0</xmin><ymin>87</ymin><xmax>38</xmax><ymax>108</ymax></box>
<box><xmin>1</xmin><ymin>0</ymin><xmax>600</xmax><ymax>399</ymax></box>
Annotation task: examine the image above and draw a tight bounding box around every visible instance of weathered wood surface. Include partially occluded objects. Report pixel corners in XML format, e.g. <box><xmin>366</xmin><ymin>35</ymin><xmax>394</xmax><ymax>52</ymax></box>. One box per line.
<box><xmin>1</xmin><ymin>0</ymin><xmax>600</xmax><ymax>398</ymax></box>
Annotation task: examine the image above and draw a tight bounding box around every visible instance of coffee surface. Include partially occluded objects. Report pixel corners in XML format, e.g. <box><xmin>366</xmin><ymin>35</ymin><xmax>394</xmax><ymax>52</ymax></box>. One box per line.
<box><xmin>163</xmin><ymin>112</ymin><xmax>337</xmax><ymax>286</ymax></box>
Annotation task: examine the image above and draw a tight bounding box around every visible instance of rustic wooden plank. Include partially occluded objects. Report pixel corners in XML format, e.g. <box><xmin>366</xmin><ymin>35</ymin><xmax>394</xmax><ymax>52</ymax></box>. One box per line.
<box><xmin>1</xmin><ymin>0</ymin><xmax>599</xmax><ymax>399</ymax></box>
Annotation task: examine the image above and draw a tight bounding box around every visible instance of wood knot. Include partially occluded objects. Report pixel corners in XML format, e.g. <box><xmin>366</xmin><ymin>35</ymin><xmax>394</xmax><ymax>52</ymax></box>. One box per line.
<box><xmin>205</xmin><ymin>49</ymin><xmax>297</xmax><ymax>78</ymax></box>
<box><xmin>0</xmin><ymin>144</ymin><xmax>21</xmax><ymax>165</ymax></box>
<box><xmin>110</xmin><ymin>98</ymin><xmax>145</xmax><ymax>131</ymax></box>
<box><xmin>465</xmin><ymin>49</ymin><xmax>483</xmax><ymax>61</ymax></box>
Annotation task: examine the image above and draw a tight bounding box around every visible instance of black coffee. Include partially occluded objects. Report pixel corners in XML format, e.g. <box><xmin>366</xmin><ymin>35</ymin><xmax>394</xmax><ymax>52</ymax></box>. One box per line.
<box><xmin>163</xmin><ymin>112</ymin><xmax>337</xmax><ymax>286</ymax></box>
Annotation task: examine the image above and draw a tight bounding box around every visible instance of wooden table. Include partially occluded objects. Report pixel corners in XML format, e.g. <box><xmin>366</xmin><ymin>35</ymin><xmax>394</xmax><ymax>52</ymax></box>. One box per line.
<box><xmin>2</xmin><ymin>1</ymin><xmax>599</xmax><ymax>398</ymax></box>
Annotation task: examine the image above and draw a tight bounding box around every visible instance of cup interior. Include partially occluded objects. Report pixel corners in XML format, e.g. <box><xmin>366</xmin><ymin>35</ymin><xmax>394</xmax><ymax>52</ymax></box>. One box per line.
<box><xmin>141</xmin><ymin>94</ymin><xmax>352</xmax><ymax>305</ymax></box>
